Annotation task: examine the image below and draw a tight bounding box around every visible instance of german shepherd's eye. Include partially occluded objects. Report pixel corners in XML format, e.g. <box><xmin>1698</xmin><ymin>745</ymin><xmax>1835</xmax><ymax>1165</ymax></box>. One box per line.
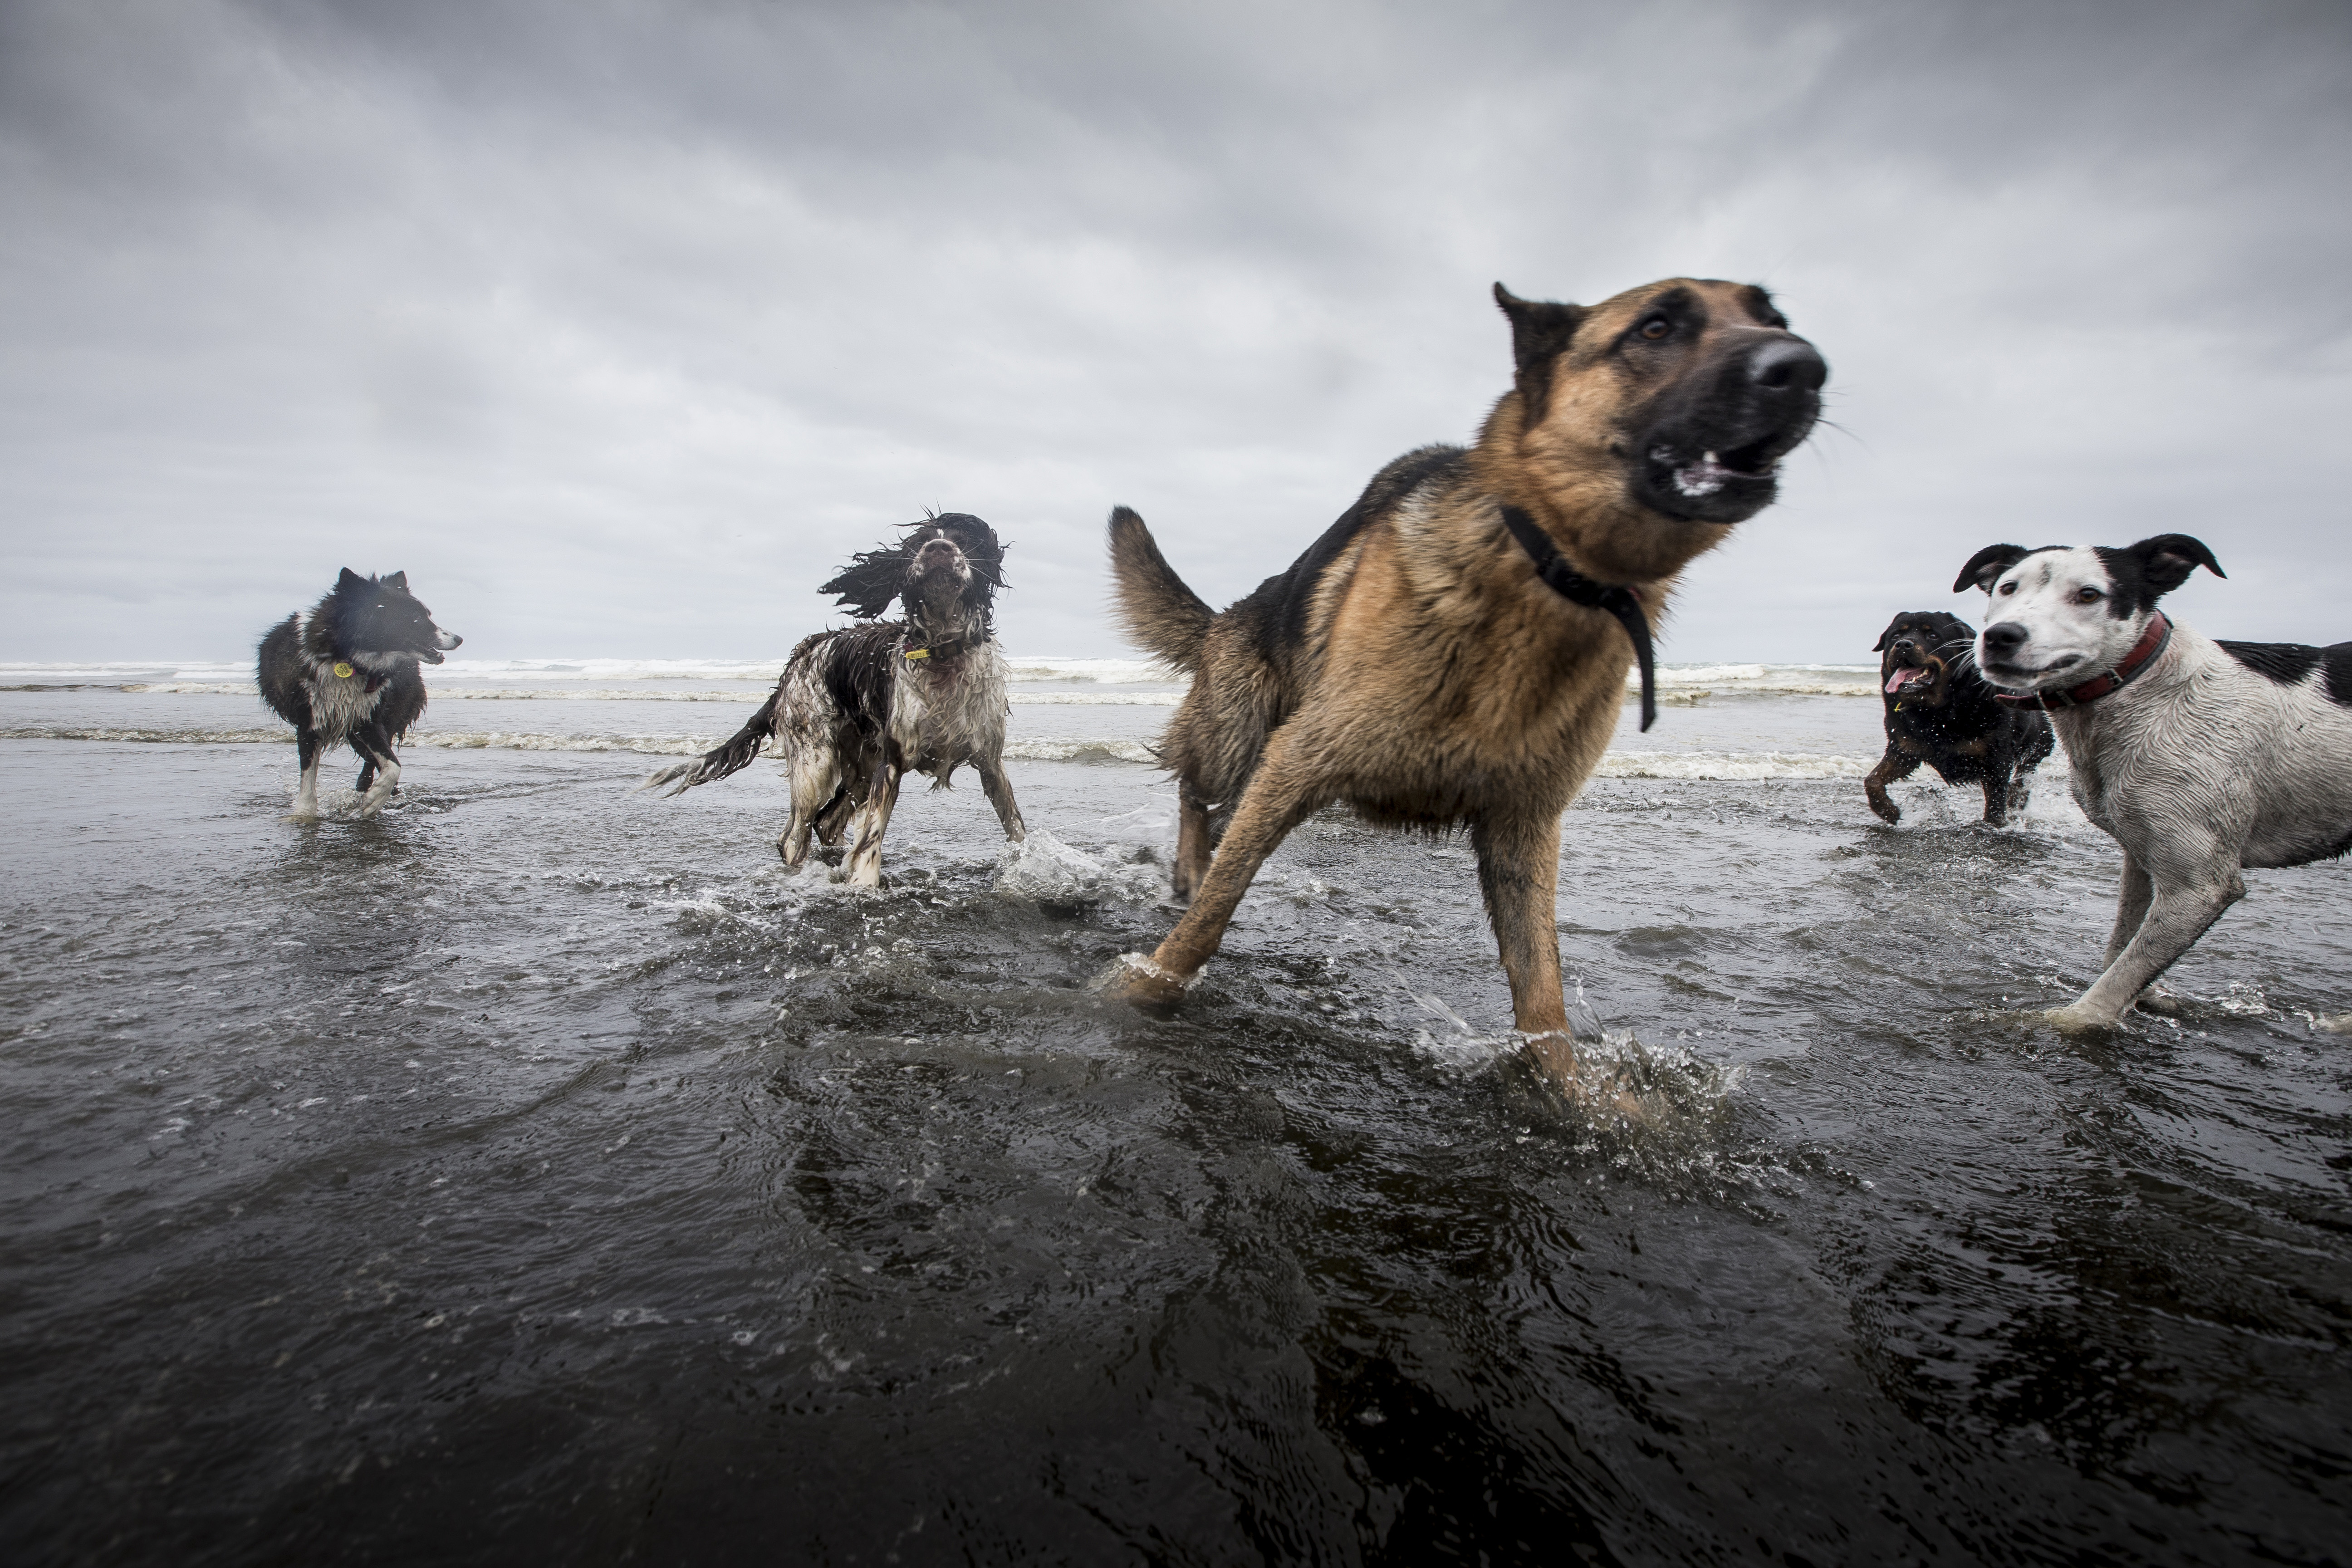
<box><xmin>2074</xmin><ymin>586</ymin><xmax>2104</xmax><ymax>604</ymax></box>
<box><xmin>1637</xmin><ymin>315</ymin><xmax>1672</xmax><ymax>341</ymax></box>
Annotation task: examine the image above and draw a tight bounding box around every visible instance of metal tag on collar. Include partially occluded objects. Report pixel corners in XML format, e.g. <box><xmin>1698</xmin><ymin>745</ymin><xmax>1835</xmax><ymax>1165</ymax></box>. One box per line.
<box><xmin>333</xmin><ymin>661</ymin><xmax>354</xmax><ymax>679</ymax></box>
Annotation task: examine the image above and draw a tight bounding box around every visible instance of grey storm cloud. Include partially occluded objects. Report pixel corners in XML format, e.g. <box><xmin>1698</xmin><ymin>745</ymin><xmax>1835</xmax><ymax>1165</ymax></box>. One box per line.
<box><xmin>3</xmin><ymin>0</ymin><xmax>2347</xmax><ymax>663</ymax></box>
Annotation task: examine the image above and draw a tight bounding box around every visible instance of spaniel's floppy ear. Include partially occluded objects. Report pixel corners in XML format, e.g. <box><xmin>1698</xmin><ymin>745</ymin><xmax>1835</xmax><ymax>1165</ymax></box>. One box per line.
<box><xmin>1954</xmin><ymin>544</ymin><xmax>2029</xmax><ymax>594</ymax></box>
<box><xmin>818</xmin><ymin>544</ymin><xmax>910</xmax><ymax>619</ymax></box>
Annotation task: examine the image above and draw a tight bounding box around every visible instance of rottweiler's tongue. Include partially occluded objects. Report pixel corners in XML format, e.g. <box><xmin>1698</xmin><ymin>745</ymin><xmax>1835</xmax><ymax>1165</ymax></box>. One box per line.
<box><xmin>1885</xmin><ymin>667</ymin><xmax>1928</xmax><ymax>694</ymax></box>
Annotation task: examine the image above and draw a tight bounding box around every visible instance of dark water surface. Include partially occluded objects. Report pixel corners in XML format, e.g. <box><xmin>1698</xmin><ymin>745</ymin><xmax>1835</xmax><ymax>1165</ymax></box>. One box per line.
<box><xmin>2</xmin><ymin>740</ymin><xmax>2348</xmax><ymax>1566</ymax></box>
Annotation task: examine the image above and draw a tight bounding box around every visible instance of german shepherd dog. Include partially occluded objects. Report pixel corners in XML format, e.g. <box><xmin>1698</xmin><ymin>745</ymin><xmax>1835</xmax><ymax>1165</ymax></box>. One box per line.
<box><xmin>1863</xmin><ymin>609</ymin><xmax>2052</xmax><ymax>827</ymax></box>
<box><xmin>1100</xmin><ymin>279</ymin><xmax>1826</xmax><ymax>1088</ymax></box>
<box><xmin>258</xmin><ymin>568</ymin><xmax>463</xmax><ymax>820</ymax></box>
<box><xmin>641</xmin><ymin>514</ymin><xmax>1026</xmax><ymax>886</ymax></box>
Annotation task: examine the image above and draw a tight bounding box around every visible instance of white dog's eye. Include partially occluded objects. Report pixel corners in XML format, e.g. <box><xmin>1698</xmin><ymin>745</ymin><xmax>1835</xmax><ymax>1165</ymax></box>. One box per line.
<box><xmin>1999</xmin><ymin>581</ymin><xmax>2017</xmax><ymax>595</ymax></box>
<box><xmin>2074</xmin><ymin>586</ymin><xmax>2103</xmax><ymax>604</ymax></box>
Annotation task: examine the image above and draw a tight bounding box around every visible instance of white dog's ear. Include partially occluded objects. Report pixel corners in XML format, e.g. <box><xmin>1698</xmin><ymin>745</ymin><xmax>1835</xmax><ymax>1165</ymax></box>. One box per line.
<box><xmin>1954</xmin><ymin>544</ymin><xmax>2029</xmax><ymax>594</ymax></box>
<box><xmin>2128</xmin><ymin>534</ymin><xmax>2225</xmax><ymax>593</ymax></box>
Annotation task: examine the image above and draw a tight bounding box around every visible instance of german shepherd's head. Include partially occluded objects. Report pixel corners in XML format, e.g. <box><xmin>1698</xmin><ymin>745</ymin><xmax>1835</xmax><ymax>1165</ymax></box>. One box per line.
<box><xmin>1490</xmin><ymin>279</ymin><xmax>1825</xmax><ymax>580</ymax></box>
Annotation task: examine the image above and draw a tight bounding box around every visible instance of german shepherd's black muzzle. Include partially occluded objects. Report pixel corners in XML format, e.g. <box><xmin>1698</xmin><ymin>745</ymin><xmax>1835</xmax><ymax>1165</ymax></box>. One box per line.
<box><xmin>1634</xmin><ymin>326</ymin><xmax>1827</xmax><ymax>526</ymax></box>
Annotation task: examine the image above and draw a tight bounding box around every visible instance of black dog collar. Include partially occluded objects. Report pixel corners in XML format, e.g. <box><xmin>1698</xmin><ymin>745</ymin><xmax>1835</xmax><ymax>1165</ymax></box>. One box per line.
<box><xmin>902</xmin><ymin>637</ymin><xmax>970</xmax><ymax>664</ymax></box>
<box><xmin>1499</xmin><ymin>505</ymin><xmax>1659</xmax><ymax>732</ymax></box>
<box><xmin>1993</xmin><ymin>612</ymin><xmax>2171</xmax><ymax>713</ymax></box>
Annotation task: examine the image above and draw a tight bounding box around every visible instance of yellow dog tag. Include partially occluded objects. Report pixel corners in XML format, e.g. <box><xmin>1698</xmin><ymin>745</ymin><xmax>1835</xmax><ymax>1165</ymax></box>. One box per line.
<box><xmin>904</xmin><ymin>647</ymin><xmax>931</xmax><ymax>661</ymax></box>
<box><xmin>333</xmin><ymin>662</ymin><xmax>354</xmax><ymax>679</ymax></box>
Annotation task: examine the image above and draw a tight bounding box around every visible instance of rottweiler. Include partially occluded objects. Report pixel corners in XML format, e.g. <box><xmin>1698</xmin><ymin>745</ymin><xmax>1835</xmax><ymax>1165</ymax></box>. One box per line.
<box><xmin>1863</xmin><ymin>608</ymin><xmax>2051</xmax><ymax>827</ymax></box>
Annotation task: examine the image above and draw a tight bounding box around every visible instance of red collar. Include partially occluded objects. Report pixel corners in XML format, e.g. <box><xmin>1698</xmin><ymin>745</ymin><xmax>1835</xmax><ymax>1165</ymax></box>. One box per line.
<box><xmin>1993</xmin><ymin>612</ymin><xmax>2171</xmax><ymax>712</ymax></box>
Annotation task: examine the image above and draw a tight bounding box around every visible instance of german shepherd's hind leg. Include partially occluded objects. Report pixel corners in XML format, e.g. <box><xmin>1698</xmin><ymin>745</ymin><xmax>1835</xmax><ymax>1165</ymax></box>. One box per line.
<box><xmin>288</xmin><ymin>730</ymin><xmax>323</xmax><ymax>822</ymax></box>
<box><xmin>842</xmin><ymin>765</ymin><xmax>904</xmax><ymax>888</ymax></box>
<box><xmin>977</xmin><ymin>756</ymin><xmax>1026</xmax><ymax>843</ymax></box>
<box><xmin>1099</xmin><ymin>735</ymin><xmax>1332</xmax><ymax>1005</ymax></box>
<box><xmin>1171</xmin><ymin>784</ymin><xmax>1214</xmax><ymax>902</ymax></box>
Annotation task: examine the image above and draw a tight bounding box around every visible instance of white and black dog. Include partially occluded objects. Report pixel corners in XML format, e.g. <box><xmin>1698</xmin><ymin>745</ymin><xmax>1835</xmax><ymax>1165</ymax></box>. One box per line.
<box><xmin>642</xmin><ymin>513</ymin><xmax>1026</xmax><ymax>885</ymax></box>
<box><xmin>1956</xmin><ymin>534</ymin><xmax>2352</xmax><ymax>1030</ymax></box>
<box><xmin>258</xmin><ymin>568</ymin><xmax>463</xmax><ymax>820</ymax></box>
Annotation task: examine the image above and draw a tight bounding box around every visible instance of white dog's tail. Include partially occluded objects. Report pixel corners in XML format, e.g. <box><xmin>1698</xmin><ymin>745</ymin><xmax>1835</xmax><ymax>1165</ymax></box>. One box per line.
<box><xmin>639</xmin><ymin>686</ymin><xmax>781</xmax><ymax>797</ymax></box>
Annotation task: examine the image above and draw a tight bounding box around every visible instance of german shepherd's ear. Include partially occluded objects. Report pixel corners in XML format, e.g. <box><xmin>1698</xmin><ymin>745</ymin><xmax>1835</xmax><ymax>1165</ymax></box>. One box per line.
<box><xmin>1494</xmin><ymin>283</ymin><xmax>1587</xmax><ymax>423</ymax></box>
<box><xmin>382</xmin><ymin>571</ymin><xmax>408</xmax><ymax>590</ymax></box>
<box><xmin>337</xmin><ymin>568</ymin><xmax>368</xmax><ymax>590</ymax></box>
<box><xmin>819</xmin><ymin>545</ymin><xmax>911</xmax><ymax>619</ymax></box>
<box><xmin>2126</xmin><ymin>534</ymin><xmax>2225</xmax><ymax>593</ymax></box>
<box><xmin>1954</xmin><ymin>545</ymin><xmax>2029</xmax><ymax>594</ymax></box>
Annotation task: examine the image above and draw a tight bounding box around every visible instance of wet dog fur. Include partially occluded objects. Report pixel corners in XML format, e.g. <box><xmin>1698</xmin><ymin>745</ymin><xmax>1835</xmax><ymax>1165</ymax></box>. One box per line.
<box><xmin>1958</xmin><ymin>534</ymin><xmax>2352</xmax><ymax>1030</ymax></box>
<box><xmin>1863</xmin><ymin>609</ymin><xmax>2052</xmax><ymax>826</ymax></box>
<box><xmin>1101</xmin><ymin>278</ymin><xmax>1826</xmax><ymax>1092</ymax></box>
<box><xmin>641</xmin><ymin>514</ymin><xmax>1025</xmax><ymax>885</ymax></box>
<box><xmin>258</xmin><ymin>568</ymin><xmax>463</xmax><ymax>820</ymax></box>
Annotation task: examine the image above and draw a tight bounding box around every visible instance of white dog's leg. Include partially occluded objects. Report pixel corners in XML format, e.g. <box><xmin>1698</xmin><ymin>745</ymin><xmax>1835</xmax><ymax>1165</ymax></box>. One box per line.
<box><xmin>2053</xmin><ymin>867</ymin><xmax>2244</xmax><ymax>1031</ymax></box>
<box><xmin>2098</xmin><ymin>854</ymin><xmax>2156</xmax><ymax>972</ymax></box>
<box><xmin>843</xmin><ymin>765</ymin><xmax>902</xmax><ymax>888</ymax></box>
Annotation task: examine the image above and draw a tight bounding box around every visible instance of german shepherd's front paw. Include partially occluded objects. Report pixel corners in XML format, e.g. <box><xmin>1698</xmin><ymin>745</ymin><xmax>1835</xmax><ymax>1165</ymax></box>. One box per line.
<box><xmin>1093</xmin><ymin>951</ymin><xmax>1193</xmax><ymax>1009</ymax></box>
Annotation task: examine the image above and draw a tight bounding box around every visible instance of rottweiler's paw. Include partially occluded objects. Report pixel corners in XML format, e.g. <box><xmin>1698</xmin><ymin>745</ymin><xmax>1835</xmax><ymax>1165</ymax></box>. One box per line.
<box><xmin>1093</xmin><ymin>952</ymin><xmax>1192</xmax><ymax>1009</ymax></box>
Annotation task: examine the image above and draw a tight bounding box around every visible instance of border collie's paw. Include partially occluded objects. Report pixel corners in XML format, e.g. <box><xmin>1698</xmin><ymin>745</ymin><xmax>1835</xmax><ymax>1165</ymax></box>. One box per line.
<box><xmin>1093</xmin><ymin>951</ymin><xmax>1192</xmax><ymax>1008</ymax></box>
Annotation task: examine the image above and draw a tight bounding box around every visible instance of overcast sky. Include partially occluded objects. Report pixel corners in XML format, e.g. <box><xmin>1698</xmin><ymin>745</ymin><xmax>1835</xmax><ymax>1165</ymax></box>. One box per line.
<box><xmin>4</xmin><ymin>0</ymin><xmax>2347</xmax><ymax>665</ymax></box>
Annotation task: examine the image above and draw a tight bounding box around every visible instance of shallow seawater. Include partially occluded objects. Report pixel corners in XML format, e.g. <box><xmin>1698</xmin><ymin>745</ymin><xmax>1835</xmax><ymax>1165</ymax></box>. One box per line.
<box><xmin>2</xmin><ymin>671</ymin><xmax>2349</xmax><ymax>1565</ymax></box>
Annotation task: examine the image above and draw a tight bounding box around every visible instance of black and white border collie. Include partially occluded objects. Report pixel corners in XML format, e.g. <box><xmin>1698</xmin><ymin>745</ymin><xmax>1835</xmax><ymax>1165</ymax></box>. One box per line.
<box><xmin>1956</xmin><ymin>534</ymin><xmax>2352</xmax><ymax>1031</ymax></box>
<box><xmin>642</xmin><ymin>513</ymin><xmax>1027</xmax><ymax>886</ymax></box>
<box><xmin>258</xmin><ymin>568</ymin><xmax>462</xmax><ymax>820</ymax></box>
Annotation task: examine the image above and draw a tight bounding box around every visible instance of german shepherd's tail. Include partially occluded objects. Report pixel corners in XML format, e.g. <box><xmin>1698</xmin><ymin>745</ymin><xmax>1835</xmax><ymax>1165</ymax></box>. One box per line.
<box><xmin>1107</xmin><ymin>507</ymin><xmax>1215</xmax><ymax>674</ymax></box>
<box><xmin>639</xmin><ymin>686</ymin><xmax>781</xmax><ymax>797</ymax></box>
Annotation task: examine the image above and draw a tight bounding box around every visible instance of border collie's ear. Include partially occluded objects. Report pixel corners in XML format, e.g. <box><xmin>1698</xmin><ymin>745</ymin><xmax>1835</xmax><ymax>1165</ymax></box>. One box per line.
<box><xmin>1494</xmin><ymin>283</ymin><xmax>1587</xmax><ymax>422</ymax></box>
<box><xmin>337</xmin><ymin>568</ymin><xmax>368</xmax><ymax>590</ymax></box>
<box><xmin>382</xmin><ymin>571</ymin><xmax>407</xmax><ymax>590</ymax></box>
<box><xmin>2128</xmin><ymin>534</ymin><xmax>2225</xmax><ymax>593</ymax></box>
<box><xmin>1954</xmin><ymin>545</ymin><xmax>2028</xmax><ymax>594</ymax></box>
<box><xmin>818</xmin><ymin>546</ymin><xmax>909</xmax><ymax>619</ymax></box>
<box><xmin>1871</xmin><ymin>626</ymin><xmax>1892</xmax><ymax>653</ymax></box>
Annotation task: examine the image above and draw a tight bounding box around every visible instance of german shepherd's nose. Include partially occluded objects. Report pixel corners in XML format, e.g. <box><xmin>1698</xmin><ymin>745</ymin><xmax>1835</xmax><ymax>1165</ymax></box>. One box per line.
<box><xmin>1748</xmin><ymin>337</ymin><xmax>1827</xmax><ymax>394</ymax></box>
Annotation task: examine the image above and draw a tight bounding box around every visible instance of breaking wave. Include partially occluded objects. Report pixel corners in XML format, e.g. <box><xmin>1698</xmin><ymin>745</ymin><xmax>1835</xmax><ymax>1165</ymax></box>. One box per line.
<box><xmin>2</xmin><ymin>724</ymin><xmax>1901</xmax><ymax>779</ymax></box>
